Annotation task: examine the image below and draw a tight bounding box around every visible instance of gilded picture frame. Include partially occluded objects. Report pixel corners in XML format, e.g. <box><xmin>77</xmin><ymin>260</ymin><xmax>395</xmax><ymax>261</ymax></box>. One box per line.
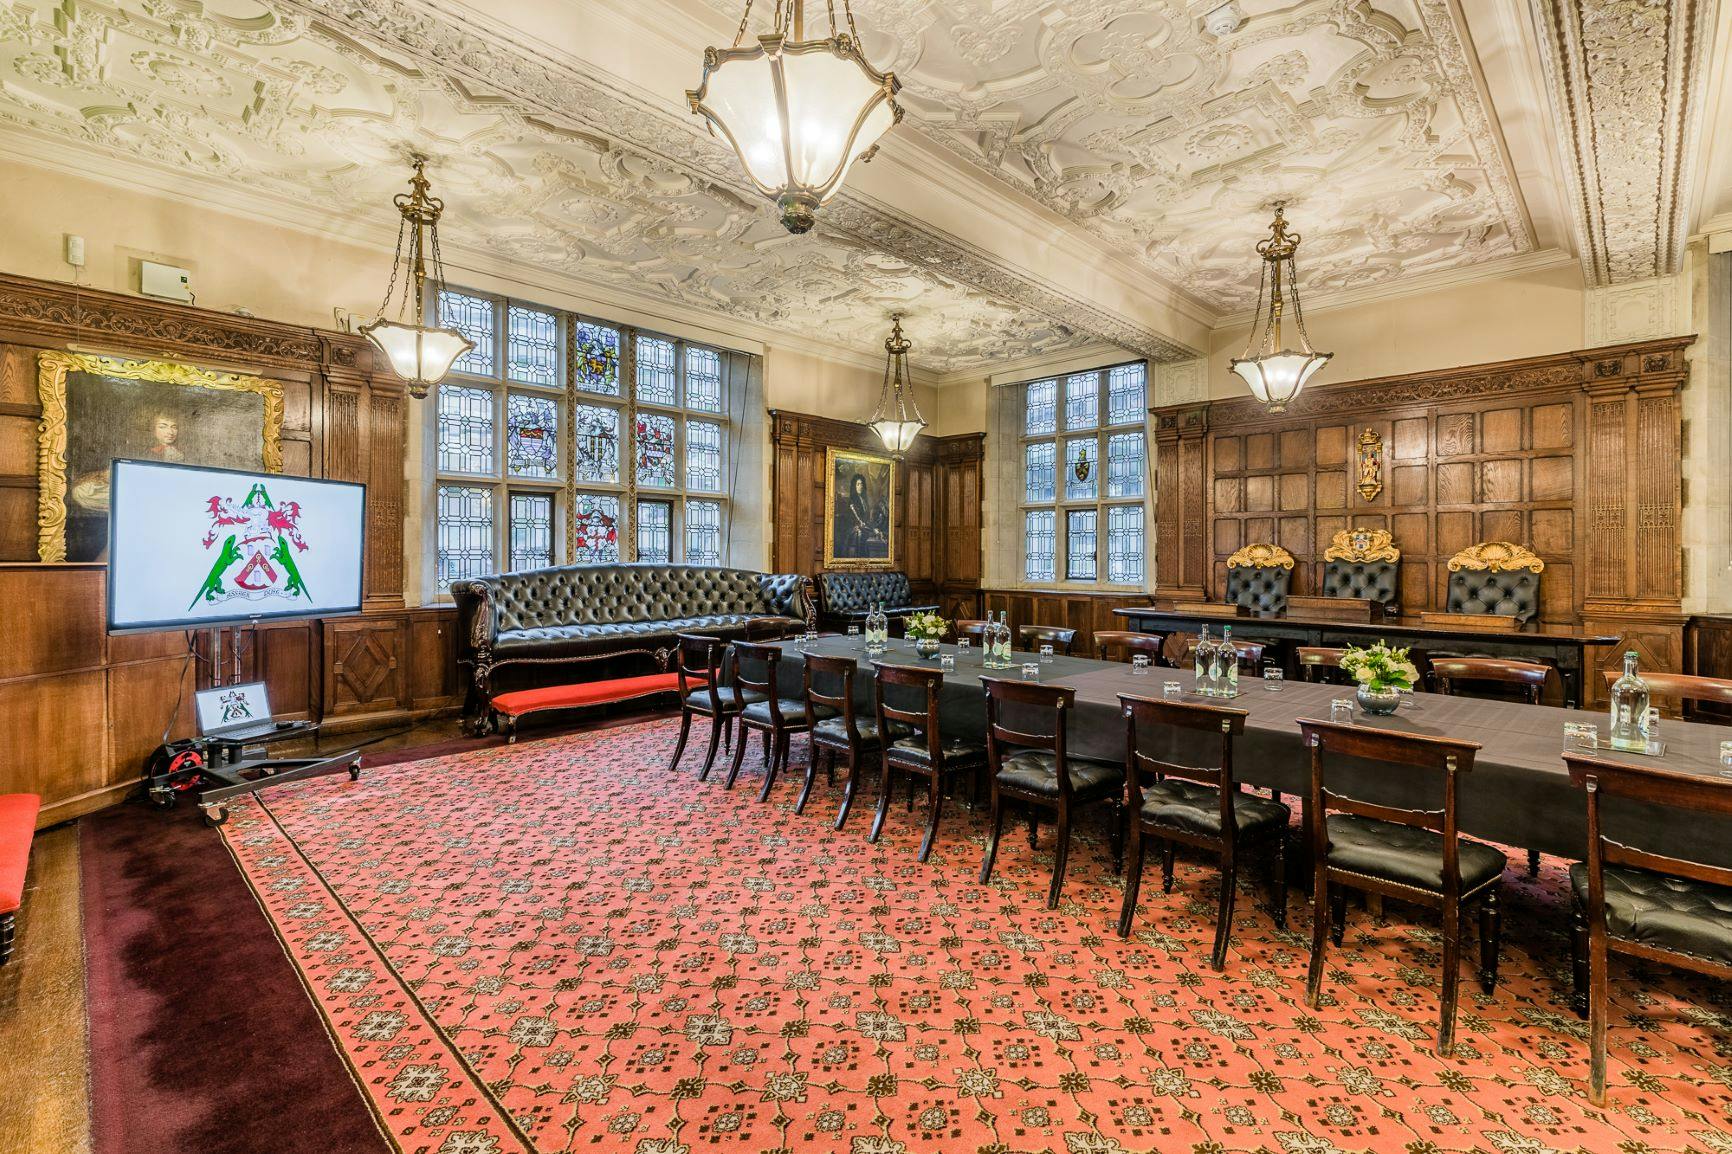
<box><xmin>36</xmin><ymin>350</ymin><xmax>285</xmax><ymax>562</ymax></box>
<box><xmin>823</xmin><ymin>446</ymin><xmax>896</xmax><ymax>570</ymax></box>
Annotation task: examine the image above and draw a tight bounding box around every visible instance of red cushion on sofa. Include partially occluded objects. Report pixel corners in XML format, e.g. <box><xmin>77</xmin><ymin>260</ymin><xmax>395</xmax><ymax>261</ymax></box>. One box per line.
<box><xmin>0</xmin><ymin>793</ymin><xmax>41</xmax><ymax>916</ymax></box>
<box><xmin>491</xmin><ymin>673</ymin><xmax>701</xmax><ymax>718</ymax></box>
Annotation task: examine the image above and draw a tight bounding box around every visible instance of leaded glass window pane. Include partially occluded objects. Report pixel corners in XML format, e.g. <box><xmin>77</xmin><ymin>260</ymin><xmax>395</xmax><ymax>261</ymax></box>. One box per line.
<box><xmin>436</xmin><ymin>484</ymin><xmax>493</xmax><ymax>587</ymax></box>
<box><xmin>1106</xmin><ymin>506</ymin><xmax>1144</xmax><ymax>585</ymax></box>
<box><xmin>1064</xmin><ymin>437</ymin><xmax>1097</xmax><ymax>501</ymax></box>
<box><xmin>635</xmin><ymin>335</ymin><xmax>678</xmax><ymax>406</ymax></box>
<box><xmin>685</xmin><ymin>346</ymin><xmax>723</xmax><ymax>413</ymax></box>
<box><xmin>635</xmin><ymin>412</ymin><xmax>676</xmax><ymax>488</ymax></box>
<box><xmin>1107</xmin><ymin>362</ymin><xmax>1146</xmax><ymax>425</ymax></box>
<box><xmin>437</xmin><ymin>384</ymin><xmax>494</xmax><ymax>475</ymax></box>
<box><xmin>1066</xmin><ymin>509</ymin><xmax>1098</xmax><ymax>581</ymax></box>
<box><xmin>637</xmin><ymin>500</ymin><xmax>672</xmax><ymax>564</ymax></box>
<box><xmin>1025</xmin><ymin>441</ymin><xmax>1056</xmax><ymax>503</ymax></box>
<box><xmin>437</xmin><ymin>290</ymin><xmax>496</xmax><ymax>377</ymax></box>
<box><xmin>571</xmin><ymin>403</ymin><xmax>619</xmax><ymax>484</ymax></box>
<box><xmin>505</xmin><ymin>305</ymin><xmax>560</xmax><ymax>387</ymax></box>
<box><xmin>575</xmin><ymin>323</ymin><xmax>621</xmax><ymax>396</ymax></box>
<box><xmin>572</xmin><ymin>493</ymin><xmax>620</xmax><ymax>564</ymax></box>
<box><xmin>1064</xmin><ymin>372</ymin><xmax>1099</xmax><ymax>430</ymax></box>
<box><xmin>508</xmin><ymin>492</ymin><xmax>554</xmax><ymax>571</ymax></box>
<box><xmin>1024</xmin><ymin>510</ymin><xmax>1055</xmax><ymax>582</ymax></box>
<box><xmin>505</xmin><ymin>392</ymin><xmax>558</xmax><ymax>479</ymax></box>
<box><xmin>1025</xmin><ymin>379</ymin><xmax>1057</xmax><ymax>436</ymax></box>
<box><xmin>1106</xmin><ymin>432</ymin><xmax>1144</xmax><ymax>498</ymax></box>
<box><xmin>686</xmin><ymin>420</ymin><xmax>723</xmax><ymax>492</ymax></box>
<box><xmin>687</xmin><ymin>500</ymin><xmax>723</xmax><ymax>565</ymax></box>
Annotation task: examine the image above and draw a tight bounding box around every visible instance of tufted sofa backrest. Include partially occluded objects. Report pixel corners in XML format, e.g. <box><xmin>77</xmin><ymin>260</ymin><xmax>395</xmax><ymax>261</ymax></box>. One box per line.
<box><xmin>1323</xmin><ymin>560</ymin><xmax>1398</xmax><ymax>611</ymax></box>
<box><xmin>472</xmin><ymin>564</ymin><xmax>800</xmax><ymax>633</ymax></box>
<box><xmin>819</xmin><ymin>570</ymin><xmax>914</xmax><ymax>613</ymax></box>
<box><xmin>1446</xmin><ymin>569</ymin><xmax>1539</xmax><ymax>624</ymax></box>
<box><xmin>1224</xmin><ymin>565</ymin><xmax>1291</xmax><ymax>615</ymax></box>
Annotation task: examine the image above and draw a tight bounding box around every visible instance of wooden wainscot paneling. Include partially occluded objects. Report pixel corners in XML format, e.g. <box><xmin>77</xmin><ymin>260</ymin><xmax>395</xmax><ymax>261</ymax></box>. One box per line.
<box><xmin>1687</xmin><ymin>615</ymin><xmax>1732</xmax><ymax>722</ymax></box>
<box><xmin>982</xmin><ymin>589</ymin><xmax>1149</xmax><ymax>652</ymax></box>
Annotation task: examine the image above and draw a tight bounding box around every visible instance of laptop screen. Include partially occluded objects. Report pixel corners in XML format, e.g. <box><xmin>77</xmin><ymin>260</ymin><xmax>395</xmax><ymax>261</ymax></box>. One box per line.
<box><xmin>195</xmin><ymin>681</ymin><xmax>272</xmax><ymax>735</ymax></box>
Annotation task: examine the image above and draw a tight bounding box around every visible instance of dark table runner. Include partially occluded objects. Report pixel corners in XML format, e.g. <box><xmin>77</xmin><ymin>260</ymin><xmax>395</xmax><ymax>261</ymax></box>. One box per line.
<box><xmin>768</xmin><ymin>636</ymin><xmax>1732</xmax><ymax>866</ymax></box>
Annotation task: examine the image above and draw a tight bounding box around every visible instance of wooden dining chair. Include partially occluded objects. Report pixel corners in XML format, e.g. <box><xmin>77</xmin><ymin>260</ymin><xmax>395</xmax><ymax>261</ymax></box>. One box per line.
<box><xmin>977</xmin><ymin>678</ymin><xmax>1124</xmax><ymax>908</ymax></box>
<box><xmin>1117</xmin><ymin>695</ymin><xmax>1289</xmax><ymax>968</ymax></box>
<box><xmin>724</xmin><ymin>641</ymin><xmax>834</xmax><ymax>801</ymax></box>
<box><xmin>869</xmin><ymin>662</ymin><xmax>988</xmax><ymax>861</ymax></box>
<box><xmin>1093</xmin><ymin>630</ymin><xmax>1166</xmax><ymax>665</ymax></box>
<box><xmin>1296</xmin><ymin>646</ymin><xmax>1348</xmax><ymax>684</ymax></box>
<box><xmin>669</xmin><ymin>633</ymin><xmax>752</xmax><ymax>779</ymax></box>
<box><xmin>1017</xmin><ymin>625</ymin><xmax>1078</xmax><ymax>656</ymax></box>
<box><xmin>1298</xmin><ymin>719</ymin><xmax>1503</xmax><ymax>1056</ymax></box>
<box><xmin>1180</xmin><ymin>636</ymin><xmax>1267</xmax><ymax>672</ymax></box>
<box><xmin>1564</xmin><ymin>753</ymin><xmax>1732</xmax><ymax>1105</ymax></box>
<box><xmin>1430</xmin><ymin>657</ymin><xmax>1550</xmax><ymax>705</ymax></box>
<box><xmin>953</xmin><ymin>619</ymin><xmax>990</xmax><ymax>645</ymax></box>
<box><xmin>1598</xmin><ymin>668</ymin><xmax>1732</xmax><ymax>721</ymax></box>
<box><xmin>804</xmin><ymin>653</ymin><xmax>903</xmax><ymax>827</ymax></box>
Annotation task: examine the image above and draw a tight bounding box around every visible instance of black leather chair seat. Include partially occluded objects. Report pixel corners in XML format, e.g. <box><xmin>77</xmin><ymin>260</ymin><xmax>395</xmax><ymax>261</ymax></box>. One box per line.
<box><xmin>811</xmin><ymin>716</ymin><xmax>910</xmax><ymax>746</ymax></box>
<box><xmin>685</xmin><ymin>686</ymin><xmax>766</xmax><ymax>711</ymax></box>
<box><xmin>1569</xmin><ymin>862</ymin><xmax>1732</xmax><ymax>966</ymax></box>
<box><xmin>742</xmin><ymin>698</ymin><xmax>836</xmax><ymax>726</ymax></box>
<box><xmin>1325</xmin><ymin>814</ymin><xmax>1506</xmax><ymax>892</ymax></box>
<box><xmin>495</xmin><ymin>615</ymin><xmax>797</xmax><ymax>660</ymax></box>
<box><xmin>1140</xmin><ymin>779</ymin><xmax>1289</xmax><ymax>838</ymax></box>
<box><xmin>889</xmin><ymin>733</ymin><xmax>988</xmax><ymax>767</ymax></box>
<box><xmin>996</xmin><ymin>750</ymin><xmax>1123</xmax><ymax>801</ymax></box>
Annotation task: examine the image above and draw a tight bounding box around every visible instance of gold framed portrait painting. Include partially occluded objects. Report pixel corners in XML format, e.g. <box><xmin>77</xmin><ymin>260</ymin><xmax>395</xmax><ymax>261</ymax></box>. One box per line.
<box><xmin>823</xmin><ymin>447</ymin><xmax>895</xmax><ymax>569</ymax></box>
<box><xmin>36</xmin><ymin>351</ymin><xmax>284</xmax><ymax>562</ymax></box>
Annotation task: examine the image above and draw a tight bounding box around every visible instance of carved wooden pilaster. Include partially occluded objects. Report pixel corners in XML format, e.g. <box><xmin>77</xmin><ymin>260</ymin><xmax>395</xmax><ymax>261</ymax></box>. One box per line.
<box><xmin>1152</xmin><ymin>403</ymin><xmax>1209</xmax><ymax>601</ymax></box>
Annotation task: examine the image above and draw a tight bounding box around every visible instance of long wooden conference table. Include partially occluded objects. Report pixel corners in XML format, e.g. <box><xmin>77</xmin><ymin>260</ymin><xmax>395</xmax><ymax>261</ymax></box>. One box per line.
<box><xmin>770</xmin><ymin>635</ymin><xmax>1732</xmax><ymax>867</ymax></box>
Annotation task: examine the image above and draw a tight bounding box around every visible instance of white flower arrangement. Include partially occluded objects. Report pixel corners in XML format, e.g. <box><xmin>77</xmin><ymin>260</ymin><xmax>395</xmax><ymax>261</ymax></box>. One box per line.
<box><xmin>904</xmin><ymin>611</ymin><xmax>949</xmax><ymax>642</ymax></box>
<box><xmin>1338</xmin><ymin>641</ymin><xmax>1420</xmax><ymax>692</ymax></box>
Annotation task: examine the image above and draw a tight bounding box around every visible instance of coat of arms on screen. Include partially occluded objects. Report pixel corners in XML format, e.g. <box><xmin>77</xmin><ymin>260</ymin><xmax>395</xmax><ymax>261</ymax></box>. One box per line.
<box><xmin>187</xmin><ymin>481</ymin><xmax>310</xmax><ymax>610</ymax></box>
<box><xmin>219</xmin><ymin>689</ymin><xmax>254</xmax><ymax>722</ymax></box>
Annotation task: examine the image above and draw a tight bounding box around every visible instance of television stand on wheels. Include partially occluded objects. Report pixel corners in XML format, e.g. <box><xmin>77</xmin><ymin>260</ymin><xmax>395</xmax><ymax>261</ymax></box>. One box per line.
<box><xmin>194</xmin><ymin>745</ymin><xmax>363</xmax><ymax>828</ymax></box>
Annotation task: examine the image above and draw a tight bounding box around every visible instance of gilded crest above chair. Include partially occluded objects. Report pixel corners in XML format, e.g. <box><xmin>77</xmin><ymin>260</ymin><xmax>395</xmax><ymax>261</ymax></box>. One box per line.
<box><xmin>1225</xmin><ymin>543</ymin><xmax>1295</xmax><ymax>614</ymax></box>
<box><xmin>1322</xmin><ymin>529</ymin><xmax>1400</xmax><ymax>616</ymax></box>
<box><xmin>1445</xmin><ymin>541</ymin><xmax>1544</xmax><ymax>624</ymax></box>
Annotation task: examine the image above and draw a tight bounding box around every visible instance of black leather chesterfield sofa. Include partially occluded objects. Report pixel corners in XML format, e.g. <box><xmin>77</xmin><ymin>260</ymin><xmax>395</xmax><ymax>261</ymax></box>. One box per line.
<box><xmin>453</xmin><ymin>563</ymin><xmax>809</xmax><ymax>729</ymax></box>
<box><xmin>814</xmin><ymin>570</ymin><xmax>938</xmax><ymax>634</ymax></box>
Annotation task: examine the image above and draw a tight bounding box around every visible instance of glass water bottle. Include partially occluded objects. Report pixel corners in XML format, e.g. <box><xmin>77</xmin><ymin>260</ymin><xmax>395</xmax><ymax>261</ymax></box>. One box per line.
<box><xmin>1194</xmin><ymin>625</ymin><xmax>1214</xmax><ymax>697</ymax></box>
<box><xmin>1608</xmin><ymin>650</ymin><xmax>1650</xmax><ymax>753</ymax></box>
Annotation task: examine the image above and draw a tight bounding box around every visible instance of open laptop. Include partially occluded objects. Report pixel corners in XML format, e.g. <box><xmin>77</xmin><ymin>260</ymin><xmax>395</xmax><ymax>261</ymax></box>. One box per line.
<box><xmin>194</xmin><ymin>681</ymin><xmax>295</xmax><ymax>742</ymax></box>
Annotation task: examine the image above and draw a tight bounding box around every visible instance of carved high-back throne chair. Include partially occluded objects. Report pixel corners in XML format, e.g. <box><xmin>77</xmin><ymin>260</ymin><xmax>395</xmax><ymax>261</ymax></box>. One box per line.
<box><xmin>1322</xmin><ymin>529</ymin><xmax>1401</xmax><ymax>617</ymax></box>
<box><xmin>1224</xmin><ymin>543</ymin><xmax>1295</xmax><ymax>615</ymax></box>
<box><xmin>1445</xmin><ymin>542</ymin><xmax>1544</xmax><ymax>624</ymax></box>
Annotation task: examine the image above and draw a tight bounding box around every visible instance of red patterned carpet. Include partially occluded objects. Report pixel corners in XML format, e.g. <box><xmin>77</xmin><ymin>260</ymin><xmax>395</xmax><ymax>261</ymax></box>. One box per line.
<box><xmin>219</xmin><ymin>718</ymin><xmax>1732</xmax><ymax>1154</ymax></box>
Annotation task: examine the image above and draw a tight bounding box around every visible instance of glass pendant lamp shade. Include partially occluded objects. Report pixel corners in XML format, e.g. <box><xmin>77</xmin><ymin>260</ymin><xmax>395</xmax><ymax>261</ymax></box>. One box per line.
<box><xmin>361</xmin><ymin>318</ymin><xmax>472</xmax><ymax>391</ymax></box>
<box><xmin>690</xmin><ymin>0</ymin><xmax>901</xmax><ymax>233</ymax></box>
<box><xmin>1228</xmin><ymin>204</ymin><xmax>1331</xmax><ymax>414</ymax></box>
<box><xmin>868</xmin><ymin>314</ymin><xmax>926</xmax><ymax>457</ymax></box>
<box><xmin>360</xmin><ymin>157</ymin><xmax>473</xmax><ymax>399</ymax></box>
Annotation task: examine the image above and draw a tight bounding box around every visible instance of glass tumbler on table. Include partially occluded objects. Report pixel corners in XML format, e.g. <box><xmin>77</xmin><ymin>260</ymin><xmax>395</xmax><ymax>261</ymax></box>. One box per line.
<box><xmin>957</xmin><ymin>637</ymin><xmax>971</xmax><ymax>660</ymax></box>
<box><xmin>1719</xmin><ymin>740</ymin><xmax>1732</xmax><ymax>777</ymax></box>
<box><xmin>1329</xmin><ymin>698</ymin><xmax>1355</xmax><ymax>725</ymax></box>
<box><xmin>1022</xmin><ymin>662</ymin><xmax>1041</xmax><ymax>682</ymax></box>
<box><xmin>1263</xmin><ymin>665</ymin><xmax>1284</xmax><ymax>692</ymax></box>
<box><xmin>1131</xmin><ymin>654</ymin><xmax>1151</xmax><ymax>676</ymax></box>
<box><xmin>1563</xmin><ymin>722</ymin><xmax>1598</xmax><ymax>752</ymax></box>
<box><xmin>940</xmin><ymin>654</ymin><xmax>955</xmax><ymax>673</ymax></box>
<box><xmin>1162</xmin><ymin>681</ymin><xmax>1183</xmax><ymax>699</ymax></box>
<box><xmin>1040</xmin><ymin>644</ymin><xmax>1054</xmax><ymax>664</ymax></box>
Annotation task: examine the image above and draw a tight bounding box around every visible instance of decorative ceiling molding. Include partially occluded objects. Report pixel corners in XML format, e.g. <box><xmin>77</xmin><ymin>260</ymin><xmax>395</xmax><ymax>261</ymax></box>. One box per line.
<box><xmin>1529</xmin><ymin>0</ymin><xmax>1714</xmax><ymax>284</ymax></box>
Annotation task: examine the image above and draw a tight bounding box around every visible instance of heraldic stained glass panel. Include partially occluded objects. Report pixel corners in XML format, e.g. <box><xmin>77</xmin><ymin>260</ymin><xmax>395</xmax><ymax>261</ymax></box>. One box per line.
<box><xmin>437</xmin><ymin>384</ymin><xmax>494</xmax><ymax>475</ymax></box>
<box><xmin>636</xmin><ymin>500</ymin><xmax>672</xmax><ymax>564</ymax></box>
<box><xmin>1024</xmin><ymin>510</ymin><xmax>1055</xmax><ymax>582</ymax></box>
<box><xmin>506</xmin><ymin>392</ymin><xmax>559</xmax><ymax>479</ymax></box>
<box><xmin>1064</xmin><ymin>437</ymin><xmax>1097</xmax><ymax>502</ymax></box>
<box><xmin>506</xmin><ymin>305</ymin><xmax>560</xmax><ymax>387</ymax></box>
<box><xmin>575</xmin><ymin>322</ymin><xmax>621</xmax><ymax>396</ymax></box>
<box><xmin>686</xmin><ymin>420</ymin><xmax>722</xmax><ymax>492</ymax></box>
<box><xmin>1024</xmin><ymin>379</ymin><xmax>1057</xmax><ymax>436</ymax></box>
<box><xmin>571</xmin><ymin>404</ymin><xmax>619</xmax><ymax>484</ymax></box>
<box><xmin>509</xmin><ymin>492</ymin><xmax>554</xmax><ymax>571</ymax></box>
<box><xmin>438</xmin><ymin>290</ymin><xmax>496</xmax><ymax>377</ymax></box>
<box><xmin>686</xmin><ymin>500</ymin><xmax>723</xmax><ymax>565</ymax></box>
<box><xmin>437</xmin><ymin>484</ymin><xmax>493</xmax><ymax>587</ymax></box>
<box><xmin>685</xmin><ymin>346</ymin><xmax>723</xmax><ymax>413</ymax></box>
<box><xmin>572</xmin><ymin>493</ymin><xmax>621</xmax><ymax>564</ymax></box>
<box><xmin>635</xmin><ymin>336</ymin><xmax>678</xmax><ymax>406</ymax></box>
<box><xmin>636</xmin><ymin>413</ymin><xmax>676</xmax><ymax>488</ymax></box>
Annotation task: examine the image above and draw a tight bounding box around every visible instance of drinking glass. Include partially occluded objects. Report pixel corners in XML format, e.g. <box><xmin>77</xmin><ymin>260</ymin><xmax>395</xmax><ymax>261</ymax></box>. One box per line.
<box><xmin>1329</xmin><ymin>698</ymin><xmax>1355</xmax><ymax>724</ymax></box>
<box><xmin>1263</xmin><ymin>666</ymin><xmax>1284</xmax><ymax>692</ymax></box>
<box><xmin>1162</xmin><ymin>681</ymin><xmax>1183</xmax><ymax>699</ymax></box>
<box><xmin>1040</xmin><ymin>644</ymin><xmax>1055</xmax><ymax>664</ymax></box>
<box><xmin>1720</xmin><ymin>740</ymin><xmax>1732</xmax><ymax>777</ymax></box>
<box><xmin>940</xmin><ymin>654</ymin><xmax>956</xmax><ymax>673</ymax></box>
<box><xmin>802</xmin><ymin>630</ymin><xmax>818</xmax><ymax>651</ymax></box>
<box><xmin>1563</xmin><ymin>722</ymin><xmax>1598</xmax><ymax>752</ymax></box>
<box><xmin>1022</xmin><ymin>662</ymin><xmax>1041</xmax><ymax>682</ymax></box>
<box><xmin>1131</xmin><ymin>654</ymin><xmax>1151</xmax><ymax>676</ymax></box>
<box><xmin>957</xmin><ymin>638</ymin><xmax>972</xmax><ymax>660</ymax></box>
<box><xmin>846</xmin><ymin>624</ymin><xmax>860</xmax><ymax>646</ymax></box>
<box><xmin>1644</xmin><ymin>707</ymin><xmax>1661</xmax><ymax>741</ymax></box>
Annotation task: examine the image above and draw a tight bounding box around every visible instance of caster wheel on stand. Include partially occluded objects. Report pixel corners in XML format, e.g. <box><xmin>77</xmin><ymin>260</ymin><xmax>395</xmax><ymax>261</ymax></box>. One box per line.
<box><xmin>147</xmin><ymin>787</ymin><xmax>179</xmax><ymax>810</ymax></box>
<box><xmin>201</xmin><ymin>805</ymin><xmax>229</xmax><ymax>828</ymax></box>
<box><xmin>348</xmin><ymin>760</ymin><xmax>362</xmax><ymax>782</ymax></box>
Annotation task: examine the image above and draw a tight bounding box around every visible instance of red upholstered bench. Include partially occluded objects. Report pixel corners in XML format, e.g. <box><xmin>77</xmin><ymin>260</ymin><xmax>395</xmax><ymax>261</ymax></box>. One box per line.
<box><xmin>0</xmin><ymin>793</ymin><xmax>41</xmax><ymax>966</ymax></box>
<box><xmin>491</xmin><ymin>673</ymin><xmax>702</xmax><ymax>742</ymax></box>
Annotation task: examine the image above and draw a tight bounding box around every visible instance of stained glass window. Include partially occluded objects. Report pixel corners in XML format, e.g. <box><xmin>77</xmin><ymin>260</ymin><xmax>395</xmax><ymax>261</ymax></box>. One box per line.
<box><xmin>506</xmin><ymin>305</ymin><xmax>560</xmax><ymax>387</ymax></box>
<box><xmin>686</xmin><ymin>420</ymin><xmax>722</xmax><ymax>492</ymax></box>
<box><xmin>571</xmin><ymin>403</ymin><xmax>619</xmax><ymax>484</ymax></box>
<box><xmin>635</xmin><ymin>413</ymin><xmax>676</xmax><ymax>488</ymax></box>
<box><xmin>572</xmin><ymin>493</ymin><xmax>620</xmax><ymax>564</ymax></box>
<box><xmin>635</xmin><ymin>336</ymin><xmax>678</xmax><ymax>406</ymax></box>
<box><xmin>436</xmin><ymin>484</ymin><xmax>493</xmax><ymax>587</ymax></box>
<box><xmin>437</xmin><ymin>384</ymin><xmax>494</xmax><ymax>474</ymax></box>
<box><xmin>1064</xmin><ymin>372</ymin><xmax>1099</xmax><ymax>430</ymax></box>
<box><xmin>1107</xmin><ymin>363</ymin><xmax>1146</xmax><ymax>425</ymax></box>
<box><xmin>575</xmin><ymin>323</ymin><xmax>621</xmax><ymax>396</ymax></box>
<box><xmin>1024</xmin><ymin>510</ymin><xmax>1055</xmax><ymax>582</ymax></box>
<box><xmin>1064</xmin><ymin>437</ymin><xmax>1097</xmax><ymax>501</ymax></box>
<box><xmin>1066</xmin><ymin>509</ymin><xmax>1098</xmax><ymax>580</ymax></box>
<box><xmin>1025</xmin><ymin>379</ymin><xmax>1057</xmax><ymax>436</ymax></box>
<box><xmin>1106</xmin><ymin>432</ymin><xmax>1144</xmax><ymax>498</ymax></box>
<box><xmin>636</xmin><ymin>500</ymin><xmax>672</xmax><ymax>564</ymax></box>
<box><xmin>438</xmin><ymin>290</ymin><xmax>496</xmax><ymax>377</ymax></box>
<box><xmin>509</xmin><ymin>492</ymin><xmax>554</xmax><ymax>571</ymax></box>
<box><xmin>1106</xmin><ymin>506</ymin><xmax>1144</xmax><ymax>585</ymax></box>
<box><xmin>1025</xmin><ymin>441</ymin><xmax>1056</xmax><ymax>502</ymax></box>
<box><xmin>686</xmin><ymin>500</ymin><xmax>723</xmax><ymax>565</ymax></box>
<box><xmin>685</xmin><ymin>346</ymin><xmax>723</xmax><ymax>413</ymax></box>
<box><xmin>505</xmin><ymin>392</ymin><xmax>558</xmax><ymax>479</ymax></box>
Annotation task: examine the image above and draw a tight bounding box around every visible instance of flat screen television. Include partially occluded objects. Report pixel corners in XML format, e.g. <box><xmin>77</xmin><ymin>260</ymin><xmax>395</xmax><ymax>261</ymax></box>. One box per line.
<box><xmin>107</xmin><ymin>459</ymin><xmax>366</xmax><ymax>633</ymax></box>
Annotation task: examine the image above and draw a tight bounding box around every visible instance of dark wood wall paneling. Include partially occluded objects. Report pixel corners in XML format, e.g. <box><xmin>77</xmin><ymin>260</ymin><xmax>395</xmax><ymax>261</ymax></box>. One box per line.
<box><xmin>1150</xmin><ymin>338</ymin><xmax>1694</xmax><ymax>704</ymax></box>
<box><xmin>0</xmin><ymin>272</ymin><xmax>455</xmax><ymax>827</ymax></box>
<box><xmin>767</xmin><ymin>410</ymin><xmax>985</xmax><ymax>622</ymax></box>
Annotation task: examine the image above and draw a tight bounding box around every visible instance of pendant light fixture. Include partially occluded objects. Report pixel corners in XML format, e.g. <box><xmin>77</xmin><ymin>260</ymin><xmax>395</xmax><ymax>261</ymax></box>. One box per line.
<box><xmin>1229</xmin><ymin>204</ymin><xmax>1332</xmax><ymax>413</ymax></box>
<box><xmin>688</xmin><ymin>0</ymin><xmax>901</xmax><ymax>234</ymax></box>
<box><xmin>359</xmin><ymin>158</ymin><xmax>474</xmax><ymax>398</ymax></box>
<box><xmin>867</xmin><ymin>314</ymin><xmax>926</xmax><ymax>456</ymax></box>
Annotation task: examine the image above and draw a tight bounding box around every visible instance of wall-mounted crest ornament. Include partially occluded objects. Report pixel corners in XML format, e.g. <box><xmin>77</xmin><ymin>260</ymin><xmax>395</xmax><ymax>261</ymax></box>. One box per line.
<box><xmin>1447</xmin><ymin>541</ymin><xmax>1546</xmax><ymax>573</ymax></box>
<box><xmin>1323</xmin><ymin>528</ymin><xmax>1400</xmax><ymax>564</ymax></box>
<box><xmin>1356</xmin><ymin>428</ymin><xmax>1383</xmax><ymax>501</ymax></box>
